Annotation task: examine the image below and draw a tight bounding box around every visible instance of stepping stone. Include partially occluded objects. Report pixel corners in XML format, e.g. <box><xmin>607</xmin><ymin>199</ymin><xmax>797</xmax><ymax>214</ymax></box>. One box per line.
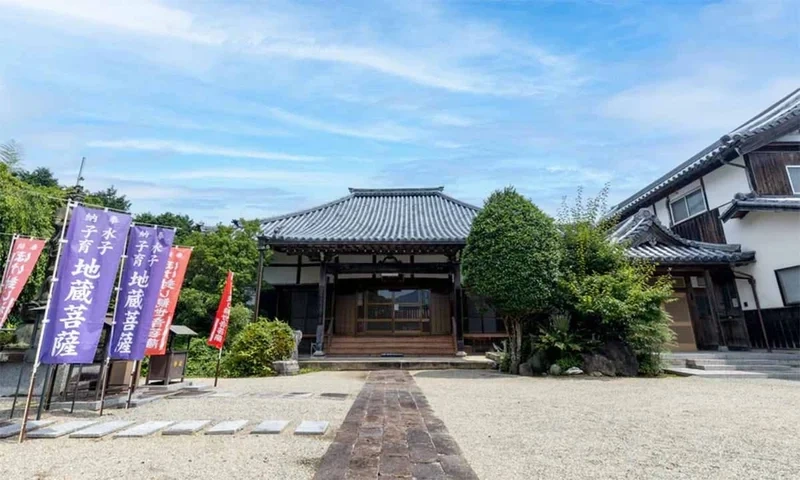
<box><xmin>28</xmin><ymin>421</ymin><xmax>98</xmax><ymax>439</ymax></box>
<box><xmin>115</xmin><ymin>421</ymin><xmax>174</xmax><ymax>438</ymax></box>
<box><xmin>251</xmin><ymin>420</ymin><xmax>290</xmax><ymax>434</ymax></box>
<box><xmin>320</xmin><ymin>393</ymin><xmax>348</xmax><ymax>400</ymax></box>
<box><xmin>295</xmin><ymin>421</ymin><xmax>329</xmax><ymax>435</ymax></box>
<box><xmin>162</xmin><ymin>420</ymin><xmax>211</xmax><ymax>435</ymax></box>
<box><xmin>205</xmin><ymin>420</ymin><xmax>248</xmax><ymax>435</ymax></box>
<box><xmin>70</xmin><ymin>421</ymin><xmax>135</xmax><ymax>439</ymax></box>
<box><xmin>282</xmin><ymin>392</ymin><xmax>313</xmax><ymax>399</ymax></box>
<box><xmin>0</xmin><ymin>420</ymin><xmax>56</xmax><ymax>439</ymax></box>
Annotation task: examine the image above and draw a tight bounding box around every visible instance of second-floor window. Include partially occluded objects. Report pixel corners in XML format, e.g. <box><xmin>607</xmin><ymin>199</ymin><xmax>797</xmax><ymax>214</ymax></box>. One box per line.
<box><xmin>787</xmin><ymin>166</ymin><xmax>800</xmax><ymax>194</ymax></box>
<box><xmin>670</xmin><ymin>188</ymin><xmax>706</xmax><ymax>224</ymax></box>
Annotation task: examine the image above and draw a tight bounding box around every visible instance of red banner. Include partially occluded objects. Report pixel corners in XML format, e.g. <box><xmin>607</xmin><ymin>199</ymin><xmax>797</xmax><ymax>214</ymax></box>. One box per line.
<box><xmin>208</xmin><ymin>271</ymin><xmax>233</xmax><ymax>350</ymax></box>
<box><xmin>0</xmin><ymin>237</ymin><xmax>46</xmax><ymax>328</ymax></box>
<box><xmin>144</xmin><ymin>246</ymin><xmax>193</xmax><ymax>356</ymax></box>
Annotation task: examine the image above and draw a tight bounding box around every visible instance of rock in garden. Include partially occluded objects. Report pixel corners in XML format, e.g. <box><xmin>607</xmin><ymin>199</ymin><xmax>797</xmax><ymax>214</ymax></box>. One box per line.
<box><xmin>590</xmin><ymin>371</ymin><xmax>603</xmax><ymax>377</ymax></box>
<box><xmin>582</xmin><ymin>353</ymin><xmax>616</xmax><ymax>377</ymax></box>
<box><xmin>565</xmin><ymin>367</ymin><xmax>583</xmax><ymax>375</ymax></box>
<box><xmin>528</xmin><ymin>350</ymin><xmax>546</xmax><ymax>373</ymax></box>
<box><xmin>549</xmin><ymin>364</ymin><xmax>562</xmax><ymax>376</ymax></box>
<box><xmin>272</xmin><ymin>360</ymin><xmax>299</xmax><ymax>376</ymax></box>
<box><xmin>519</xmin><ymin>362</ymin><xmax>534</xmax><ymax>377</ymax></box>
<box><xmin>601</xmin><ymin>340</ymin><xmax>639</xmax><ymax>377</ymax></box>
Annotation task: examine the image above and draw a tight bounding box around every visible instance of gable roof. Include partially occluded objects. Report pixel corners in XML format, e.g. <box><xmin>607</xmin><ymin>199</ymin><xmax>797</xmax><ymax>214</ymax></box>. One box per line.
<box><xmin>259</xmin><ymin>187</ymin><xmax>480</xmax><ymax>245</ymax></box>
<box><xmin>610</xmin><ymin>209</ymin><xmax>755</xmax><ymax>265</ymax></box>
<box><xmin>610</xmin><ymin>88</ymin><xmax>800</xmax><ymax>219</ymax></box>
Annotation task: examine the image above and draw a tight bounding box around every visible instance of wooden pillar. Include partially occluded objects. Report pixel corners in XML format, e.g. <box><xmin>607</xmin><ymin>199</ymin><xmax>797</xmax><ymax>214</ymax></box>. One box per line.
<box><xmin>316</xmin><ymin>255</ymin><xmax>327</xmax><ymax>351</ymax></box>
<box><xmin>253</xmin><ymin>242</ymin><xmax>266</xmax><ymax>322</ymax></box>
<box><xmin>704</xmin><ymin>269</ymin><xmax>728</xmax><ymax>348</ymax></box>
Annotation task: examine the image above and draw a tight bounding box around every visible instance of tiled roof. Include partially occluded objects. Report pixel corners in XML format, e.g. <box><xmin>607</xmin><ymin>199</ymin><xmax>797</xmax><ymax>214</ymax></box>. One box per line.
<box><xmin>259</xmin><ymin>187</ymin><xmax>480</xmax><ymax>244</ymax></box>
<box><xmin>610</xmin><ymin>209</ymin><xmax>755</xmax><ymax>265</ymax></box>
<box><xmin>610</xmin><ymin>88</ymin><xmax>800</xmax><ymax>219</ymax></box>
<box><xmin>720</xmin><ymin>193</ymin><xmax>800</xmax><ymax>222</ymax></box>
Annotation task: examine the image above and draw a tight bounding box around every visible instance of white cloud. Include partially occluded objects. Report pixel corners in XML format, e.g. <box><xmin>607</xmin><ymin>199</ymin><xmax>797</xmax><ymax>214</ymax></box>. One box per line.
<box><xmin>0</xmin><ymin>0</ymin><xmax>580</xmax><ymax>97</ymax></box>
<box><xmin>430</xmin><ymin>113</ymin><xmax>474</xmax><ymax>127</ymax></box>
<box><xmin>265</xmin><ymin>107</ymin><xmax>420</xmax><ymax>142</ymax></box>
<box><xmin>162</xmin><ymin>168</ymin><xmax>362</xmax><ymax>187</ymax></box>
<box><xmin>0</xmin><ymin>0</ymin><xmax>224</xmax><ymax>44</ymax></box>
<box><xmin>86</xmin><ymin>139</ymin><xmax>322</xmax><ymax>162</ymax></box>
<box><xmin>603</xmin><ymin>77</ymin><xmax>800</xmax><ymax>135</ymax></box>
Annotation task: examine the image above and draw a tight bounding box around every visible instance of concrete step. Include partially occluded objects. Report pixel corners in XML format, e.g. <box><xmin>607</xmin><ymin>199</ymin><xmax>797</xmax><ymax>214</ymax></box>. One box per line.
<box><xmin>685</xmin><ymin>359</ymin><xmax>800</xmax><ymax>367</ymax></box>
<box><xmin>688</xmin><ymin>364</ymin><xmax>794</xmax><ymax>372</ymax></box>
<box><xmin>666</xmin><ymin>367</ymin><xmax>769</xmax><ymax>379</ymax></box>
<box><xmin>766</xmin><ymin>372</ymin><xmax>800</xmax><ymax>381</ymax></box>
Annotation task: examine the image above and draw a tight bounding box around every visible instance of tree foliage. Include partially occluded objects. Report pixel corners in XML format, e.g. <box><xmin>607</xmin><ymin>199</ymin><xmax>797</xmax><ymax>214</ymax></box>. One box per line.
<box><xmin>85</xmin><ymin>186</ymin><xmax>131</xmax><ymax>211</ymax></box>
<box><xmin>222</xmin><ymin>318</ymin><xmax>294</xmax><ymax>377</ymax></box>
<box><xmin>556</xmin><ymin>186</ymin><xmax>674</xmax><ymax>374</ymax></box>
<box><xmin>0</xmin><ymin>163</ymin><xmax>62</xmax><ymax>319</ymax></box>
<box><xmin>0</xmin><ymin>139</ymin><xmax>23</xmax><ymax>170</ymax></box>
<box><xmin>16</xmin><ymin>167</ymin><xmax>60</xmax><ymax>188</ymax></box>
<box><xmin>462</xmin><ymin>187</ymin><xmax>560</xmax><ymax>373</ymax></box>
<box><xmin>134</xmin><ymin>211</ymin><xmax>202</xmax><ymax>244</ymax></box>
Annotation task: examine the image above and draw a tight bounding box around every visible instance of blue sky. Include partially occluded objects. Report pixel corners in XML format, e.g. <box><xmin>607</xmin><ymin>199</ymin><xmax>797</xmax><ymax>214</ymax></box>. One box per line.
<box><xmin>0</xmin><ymin>0</ymin><xmax>798</xmax><ymax>224</ymax></box>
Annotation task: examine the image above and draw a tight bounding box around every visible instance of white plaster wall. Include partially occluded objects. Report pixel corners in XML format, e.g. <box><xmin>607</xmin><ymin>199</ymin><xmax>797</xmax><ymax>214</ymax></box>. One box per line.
<box><xmin>654</xmin><ymin>198</ymin><xmax>671</xmax><ymax>225</ymax></box>
<box><xmin>702</xmin><ymin>159</ymin><xmax>751</xmax><ymax>210</ymax></box>
<box><xmin>725</xmin><ymin>211</ymin><xmax>800</xmax><ymax>309</ymax></box>
<box><xmin>263</xmin><ymin>267</ymin><xmax>298</xmax><ymax>285</ymax></box>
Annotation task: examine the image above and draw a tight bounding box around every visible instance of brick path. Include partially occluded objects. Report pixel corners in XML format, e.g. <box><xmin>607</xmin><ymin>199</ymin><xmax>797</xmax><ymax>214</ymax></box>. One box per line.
<box><xmin>314</xmin><ymin>370</ymin><xmax>478</xmax><ymax>480</ymax></box>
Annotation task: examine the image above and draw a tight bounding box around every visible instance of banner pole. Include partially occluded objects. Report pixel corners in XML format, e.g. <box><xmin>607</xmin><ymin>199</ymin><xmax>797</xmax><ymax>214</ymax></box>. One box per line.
<box><xmin>0</xmin><ymin>233</ymin><xmax>17</xmax><ymax>297</ymax></box>
<box><xmin>124</xmin><ymin>360</ymin><xmax>139</xmax><ymax>409</ymax></box>
<box><xmin>18</xmin><ymin>201</ymin><xmax>73</xmax><ymax>443</ymax></box>
<box><xmin>214</xmin><ymin>347</ymin><xmax>223</xmax><ymax>387</ymax></box>
<box><xmin>98</xmin><ymin>230</ymin><xmax>131</xmax><ymax>416</ymax></box>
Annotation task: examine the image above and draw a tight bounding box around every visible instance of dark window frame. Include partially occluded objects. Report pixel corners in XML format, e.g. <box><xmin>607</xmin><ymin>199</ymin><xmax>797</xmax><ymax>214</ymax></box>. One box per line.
<box><xmin>776</xmin><ymin>265</ymin><xmax>800</xmax><ymax>306</ymax></box>
<box><xmin>669</xmin><ymin>187</ymin><xmax>708</xmax><ymax>225</ymax></box>
<box><xmin>787</xmin><ymin>165</ymin><xmax>800</xmax><ymax>195</ymax></box>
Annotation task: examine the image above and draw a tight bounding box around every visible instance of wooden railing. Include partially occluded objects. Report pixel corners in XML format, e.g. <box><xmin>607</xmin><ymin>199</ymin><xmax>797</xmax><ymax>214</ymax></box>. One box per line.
<box><xmin>745</xmin><ymin>309</ymin><xmax>800</xmax><ymax>349</ymax></box>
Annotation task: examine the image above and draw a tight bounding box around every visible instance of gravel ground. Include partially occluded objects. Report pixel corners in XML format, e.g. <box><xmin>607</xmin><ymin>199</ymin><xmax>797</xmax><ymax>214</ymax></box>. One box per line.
<box><xmin>0</xmin><ymin>371</ymin><xmax>366</xmax><ymax>480</ymax></box>
<box><xmin>413</xmin><ymin>370</ymin><xmax>800</xmax><ymax>480</ymax></box>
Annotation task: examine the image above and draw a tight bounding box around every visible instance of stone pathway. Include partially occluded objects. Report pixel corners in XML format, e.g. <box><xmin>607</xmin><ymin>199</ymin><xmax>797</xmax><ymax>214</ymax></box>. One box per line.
<box><xmin>314</xmin><ymin>370</ymin><xmax>478</xmax><ymax>480</ymax></box>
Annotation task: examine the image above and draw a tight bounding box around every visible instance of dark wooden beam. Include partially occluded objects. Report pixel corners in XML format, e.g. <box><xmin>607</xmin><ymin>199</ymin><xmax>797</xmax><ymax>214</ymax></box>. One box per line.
<box><xmin>295</xmin><ymin>255</ymin><xmax>302</xmax><ymax>285</ymax></box>
<box><xmin>317</xmin><ymin>258</ymin><xmax>327</xmax><ymax>349</ymax></box>
<box><xmin>329</xmin><ymin>262</ymin><xmax>452</xmax><ymax>274</ymax></box>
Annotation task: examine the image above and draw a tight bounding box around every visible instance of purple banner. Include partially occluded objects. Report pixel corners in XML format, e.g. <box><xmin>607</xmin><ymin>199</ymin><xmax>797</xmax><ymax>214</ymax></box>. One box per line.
<box><xmin>109</xmin><ymin>226</ymin><xmax>174</xmax><ymax>360</ymax></box>
<box><xmin>41</xmin><ymin>205</ymin><xmax>131</xmax><ymax>364</ymax></box>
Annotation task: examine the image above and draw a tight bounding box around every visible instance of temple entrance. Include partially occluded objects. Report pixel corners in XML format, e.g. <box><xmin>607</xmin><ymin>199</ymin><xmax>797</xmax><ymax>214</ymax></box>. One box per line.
<box><xmin>357</xmin><ymin>289</ymin><xmax>432</xmax><ymax>335</ymax></box>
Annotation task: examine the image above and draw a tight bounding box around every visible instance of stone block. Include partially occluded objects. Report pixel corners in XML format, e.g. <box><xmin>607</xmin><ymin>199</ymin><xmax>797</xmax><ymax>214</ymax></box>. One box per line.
<box><xmin>0</xmin><ymin>420</ymin><xmax>55</xmax><ymax>439</ymax></box>
<box><xmin>162</xmin><ymin>420</ymin><xmax>211</xmax><ymax>435</ymax></box>
<box><xmin>272</xmin><ymin>360</ymin><xmax>299</xmax><ymax>375</ymax></box>
<box><xmin>114</xmin><ymin>421</ymin><xmax>173</xmax><ymax>438</ymax></box>
<box><xmin>251</xmin><ymin>420</ymin><xmax>289</xmax><ymax>434</ymax></box>
<box><xmin>295</xmin><ymin>420</ymin><xmax>328</xmax><ymax>435</ymax></box>
<box><xmin>70</xmin><ymin>421</ymin><xmax>135</xmax><ymax>438</ymax></box>
<box><xmin>28</xmin><ymin>421</ymin><xmax>98</xmax><ymax>439</ymax></box>
<box><xmin>205</xmin><ymin>420</ymin><xmax>248</xmax><ymax>435</ymax></box>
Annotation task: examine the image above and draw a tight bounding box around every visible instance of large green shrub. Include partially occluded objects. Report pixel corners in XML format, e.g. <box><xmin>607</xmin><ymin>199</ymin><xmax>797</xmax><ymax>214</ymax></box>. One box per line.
<box><xmin>462</xmin><ymin>187</ymin><xmax>561</xmax><ymax>374</ymax></box>
<box><xmin>223</xmin><ymin>318</ymin><xmax>294</xmax><ymax>377</ymax></box>
<box><xmin>556</xmin><ymin>186</ymin><xmax>675</xmax><ymax>374</ymax></box>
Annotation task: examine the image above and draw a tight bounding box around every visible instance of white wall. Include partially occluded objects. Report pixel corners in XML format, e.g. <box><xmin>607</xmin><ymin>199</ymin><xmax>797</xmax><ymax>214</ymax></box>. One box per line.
<box><xmin>654</xmin><ymin>198</ymin><xmax>671</xmax><ymax>225</ymax></box>
<box><xmin>702</xmin><ymin>158</ymin><xmax>751</xmax><ymax>210</ymax></box>
<box><xmin>726</xmin><ymin>211</ymin><xmax>800</xmax><ymax>309</ymax></box>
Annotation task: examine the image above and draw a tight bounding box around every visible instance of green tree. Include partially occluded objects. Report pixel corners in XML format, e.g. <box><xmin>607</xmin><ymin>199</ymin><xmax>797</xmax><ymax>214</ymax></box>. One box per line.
<box><xmin>173</xmin><ymin>219</ymin><xmax>268</xmax><ymax>334</ymax></box>
<box><xmin>0</xmin><ymin>163</ymin><xmax>62</xmax><ymax>320</ymax></box>
<box><xmin>0</xmin><ymin>139</ymin><xmax>23</xmax><ymax>170</ymax></box>
<box><xmin>557</xmin><ymin>186</ymin><xmax>674</xmax><ymax>374</ymax></box>
<box><xmin>462</xmin><ymin>187</ymin><xmax>561</xmax><ymax>374</ymax></box>
<box><xmin>222</xmin><ymin>318</ymin><xmax>294</xmax><ymax>377</ymax></box>
<box><xmin>86</xmin><ymin>186</ymin><xmax>131</xmax><ymax>211</ymax></box>
<box><xmin>134</xmin><ymin>211</ymin><xmax>202</xmax><ymax>244</ymax></box>
<box><xmin>16</xmin><ymin>167</ymin><xmax>60</xmax><ymax>188</ymax></box>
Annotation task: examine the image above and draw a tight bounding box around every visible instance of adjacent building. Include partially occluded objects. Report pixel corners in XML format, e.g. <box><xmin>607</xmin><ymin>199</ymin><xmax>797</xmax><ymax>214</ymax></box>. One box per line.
<box><xmin>609</xmin><ymin>88</ymin><xmax>800</xmax><ymax>351</ymax></box>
